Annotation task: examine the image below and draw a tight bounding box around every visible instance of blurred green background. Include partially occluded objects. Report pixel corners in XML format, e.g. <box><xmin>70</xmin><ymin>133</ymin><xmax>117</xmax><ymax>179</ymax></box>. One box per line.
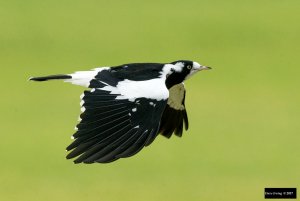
<box><xmin>1</xmin><ymin>0</ymin><xmax>299</xmax><ymax>200</ymax></box>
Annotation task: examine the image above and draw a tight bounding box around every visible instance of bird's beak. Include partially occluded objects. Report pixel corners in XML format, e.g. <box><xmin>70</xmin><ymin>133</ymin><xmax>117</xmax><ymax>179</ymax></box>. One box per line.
<box><xmin>200</xmin><ymin>66</ymin><xmax>212</xmax><ymax>71</ymax></box>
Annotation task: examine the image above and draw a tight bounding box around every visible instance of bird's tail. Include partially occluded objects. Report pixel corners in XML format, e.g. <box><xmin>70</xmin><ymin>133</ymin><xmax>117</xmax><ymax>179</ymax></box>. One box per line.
<box><xmin>29</xmin><ymin>74</ymin><xmax>72</xmax><ymax>82</ymax></box>
<box><xmin>29</xmin><ymin>68</ymin><xmax>105</xmax><ymax>87</ymax></box>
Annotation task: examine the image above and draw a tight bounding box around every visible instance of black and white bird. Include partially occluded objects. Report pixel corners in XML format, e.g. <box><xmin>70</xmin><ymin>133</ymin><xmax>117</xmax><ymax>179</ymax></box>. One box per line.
<box><xmin>30</xmin><ymin>60</ymin><xmax>211</xmax><ymax>164</ymax></box>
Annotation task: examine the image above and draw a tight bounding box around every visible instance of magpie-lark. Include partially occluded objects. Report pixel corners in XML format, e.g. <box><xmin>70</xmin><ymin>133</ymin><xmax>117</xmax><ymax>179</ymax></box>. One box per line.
<box><xmin>30</xmin><ymin>60</ymin><xmax>211</xmax><ymax>163</ymax></box>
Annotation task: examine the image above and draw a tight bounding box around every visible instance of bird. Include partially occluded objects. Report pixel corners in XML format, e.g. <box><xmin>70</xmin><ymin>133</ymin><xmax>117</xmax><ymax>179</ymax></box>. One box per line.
<box><xmin>30</xmin><ymin>60</ymin><xmax>211</xmax><ymax>164</ymax></box>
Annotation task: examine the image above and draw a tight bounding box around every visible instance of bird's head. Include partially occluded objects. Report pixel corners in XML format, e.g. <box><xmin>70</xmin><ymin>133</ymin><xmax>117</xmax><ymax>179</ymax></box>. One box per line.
<box><xmin>164</xmin><ymin>60</ymin><xmax>211</xmax><ymax>88</ymax></box>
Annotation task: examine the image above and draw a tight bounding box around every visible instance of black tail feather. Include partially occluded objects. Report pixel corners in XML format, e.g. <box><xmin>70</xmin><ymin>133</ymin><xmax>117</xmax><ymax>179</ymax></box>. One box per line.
<box><xmin>29</xmin><ymin>74</ymin><xmax>72</xmax><ymax>81</ymax></box>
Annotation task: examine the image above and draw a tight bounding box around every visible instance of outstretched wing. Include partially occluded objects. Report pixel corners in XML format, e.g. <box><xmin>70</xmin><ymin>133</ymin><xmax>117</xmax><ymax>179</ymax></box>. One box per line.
<box><xmin>159</xmin><ymin>83</ymin><xmax>189</xmax><ymax>138</ymax></box>
<box><xmin>66</xmin><ymin>70</ymin><xmax>168</xmax><ymax>164</ymax></box>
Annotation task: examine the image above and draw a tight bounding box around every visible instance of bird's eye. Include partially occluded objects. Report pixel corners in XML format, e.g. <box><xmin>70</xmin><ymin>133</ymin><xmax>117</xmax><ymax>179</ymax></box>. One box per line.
<box><xmin>187</xmin><ymin>65</ymin><xmax>192</xmax><ymax>70</ymax></box>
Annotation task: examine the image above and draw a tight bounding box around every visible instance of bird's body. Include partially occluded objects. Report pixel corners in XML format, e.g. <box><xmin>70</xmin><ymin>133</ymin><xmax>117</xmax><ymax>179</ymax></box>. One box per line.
<box><xmin>30</xmin><ymin>60</ymin><xmax>211</xmax><ymax>163</ymax></box>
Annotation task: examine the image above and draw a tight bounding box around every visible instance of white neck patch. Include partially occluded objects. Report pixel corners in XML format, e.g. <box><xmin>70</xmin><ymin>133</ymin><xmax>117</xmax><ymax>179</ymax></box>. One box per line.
<box><xmin>161</xmin><ymin>63</ymin><xmax>184</xmax><ymax>77</ymax></box>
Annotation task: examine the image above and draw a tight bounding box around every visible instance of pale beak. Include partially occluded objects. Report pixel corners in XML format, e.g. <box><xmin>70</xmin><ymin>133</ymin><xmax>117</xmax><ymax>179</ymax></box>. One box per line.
<box><xmin>200</xmin><ymin>66</ymin><xmax>212</xmax><ymax>70</ymax></box>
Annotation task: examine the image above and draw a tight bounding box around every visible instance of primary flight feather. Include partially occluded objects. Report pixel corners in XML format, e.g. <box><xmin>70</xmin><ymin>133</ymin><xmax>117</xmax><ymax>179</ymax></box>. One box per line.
<box><xmin>30</xmin><ymin>60</ymin><xmax>211</xmax><ymax>163</ymax></box>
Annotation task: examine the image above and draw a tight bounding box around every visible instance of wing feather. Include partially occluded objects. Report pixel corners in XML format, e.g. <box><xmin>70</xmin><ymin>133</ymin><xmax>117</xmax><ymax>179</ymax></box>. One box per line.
<box><xmin>76</xmin><ymin>127</ymin><xmax>139</xmax><ymax>163</ymax></box>
<box><xmin>67</xmin><ymin>77</ymin><xmax>167</xmax><ymax>163</ymax></box>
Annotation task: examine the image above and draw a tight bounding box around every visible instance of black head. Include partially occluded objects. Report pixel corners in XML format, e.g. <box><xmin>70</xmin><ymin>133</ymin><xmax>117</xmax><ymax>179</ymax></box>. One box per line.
<box><xmin>165</xmin><ymin>60</ymin><xmax>211</xmax><ymax>89</ymax></box>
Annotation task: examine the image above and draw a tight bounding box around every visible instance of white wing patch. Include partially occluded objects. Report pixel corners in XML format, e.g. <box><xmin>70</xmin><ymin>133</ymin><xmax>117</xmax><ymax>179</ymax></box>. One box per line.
<box><xmin>100</xmin><ymin>78</ymin><xmax>169</xmax><ymax>102</ymax></box>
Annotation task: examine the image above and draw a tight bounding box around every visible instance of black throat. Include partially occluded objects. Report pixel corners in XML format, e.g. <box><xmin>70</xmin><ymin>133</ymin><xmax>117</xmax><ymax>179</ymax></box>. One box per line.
<box><xmin>165</xmin><ymin>73</ymin><xmax>186</xmax><ymax>89</ymax></box>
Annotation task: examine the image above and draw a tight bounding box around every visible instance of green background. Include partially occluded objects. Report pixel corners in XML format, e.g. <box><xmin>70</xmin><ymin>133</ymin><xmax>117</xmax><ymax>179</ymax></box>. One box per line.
<box><xmin>1</xmin><ymin>0</ymin><xmax>299</xmax><ymax>200</ymax></box>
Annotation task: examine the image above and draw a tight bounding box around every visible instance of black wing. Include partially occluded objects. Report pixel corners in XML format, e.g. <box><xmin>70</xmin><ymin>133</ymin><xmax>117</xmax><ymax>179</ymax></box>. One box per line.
<box><xmin>66</xmin><ymin>90</ymin><xmax>167</xmax><ymax>164</ymax></box>
<box><xmin>159</xmin><ymin>83</ymin><xmax>189</xmax><ymax>138</ymax></box>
